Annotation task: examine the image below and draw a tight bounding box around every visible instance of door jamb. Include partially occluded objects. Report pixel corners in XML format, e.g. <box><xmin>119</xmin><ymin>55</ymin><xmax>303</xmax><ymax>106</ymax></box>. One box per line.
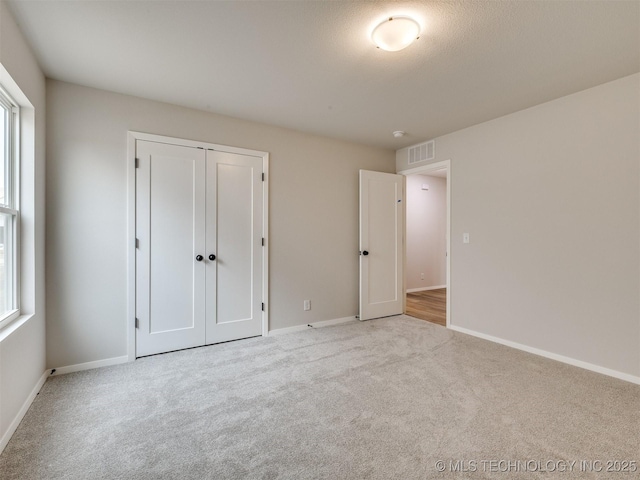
<box><xmin>126</xmin><ymin>131</ymin><xmax>270</xmax><ymax>362</ymax></box>
<box><xmin>397</xmin><ymin>160</ymin><xmax>451</xmax><ymax>328</ymax></box>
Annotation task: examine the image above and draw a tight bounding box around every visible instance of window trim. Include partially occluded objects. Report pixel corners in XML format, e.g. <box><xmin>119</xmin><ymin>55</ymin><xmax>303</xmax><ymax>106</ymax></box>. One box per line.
<box><xmin>0</xmin><ymin>86</ymin><xmax>20</xmax><ymax>329</ymax></box>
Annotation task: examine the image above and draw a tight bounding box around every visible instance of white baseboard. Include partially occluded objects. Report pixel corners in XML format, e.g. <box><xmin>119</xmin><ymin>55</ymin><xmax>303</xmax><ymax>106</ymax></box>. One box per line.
<box><xmin>0</xmin><ymin>369</ymin><xmax>48</xmax><ymax>454</ymax></box>
<box><xmin>406</xmin><ymin>285</ymin><xmax>446</xmax><ymax>293</ymax></box>
<box><xmin>269</xmin><ymin>316</ymin><xmax>357</xmax><ymax>336</ymax></box>
<box><xmin>449</xmin><ymin>325</ymin><xmax>640</xmax><ymax>385</ymax></box>
<box><xmin>51</xmin><ymin>355</ymin><xmax>130</xmax><ymax>376</ymax></box>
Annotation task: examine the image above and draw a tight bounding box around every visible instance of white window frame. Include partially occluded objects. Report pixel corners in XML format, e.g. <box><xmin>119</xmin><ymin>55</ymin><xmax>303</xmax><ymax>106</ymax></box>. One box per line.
<box><xmin>0</xmin><ymin>86</ymin><xmax>20</xmax><ymax>329</ymax></box>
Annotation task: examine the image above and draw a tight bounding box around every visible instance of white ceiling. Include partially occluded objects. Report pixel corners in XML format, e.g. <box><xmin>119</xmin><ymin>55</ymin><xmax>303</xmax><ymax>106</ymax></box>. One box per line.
<box><xmin>6</xmin><ymin>0</ymin><xmax>640</xmax><ymax>150</ymax></box>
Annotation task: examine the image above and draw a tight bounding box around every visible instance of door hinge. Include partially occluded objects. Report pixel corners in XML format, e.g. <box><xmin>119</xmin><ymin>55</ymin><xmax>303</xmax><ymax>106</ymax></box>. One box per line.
<box><xmin>262</xmin><ymin>173</ymin><xmax>265</xmax><ymax>181</ymax></box>
<box><xmin>262</xmin><ymin>303</ymin><xmax>265</xmax><ymax>311</ymax></box>
<box><xmin>135</xmin><ymin>238</ymin><xmax>140</xmax><ymax>249</ymax></box>
<box><xmin>135</xmin><ymin>158</ymin><xmax>139</xmax><ymax>168</ymax></box>
<box><xmin>135</xmin><ymin>318</ymin><xmax>139</xmax><ymax>329</ymax></box>
<box><xmin>261</xmin><ymin>237</ymin><xmax>265</xmax><ymax>246</ymax></box>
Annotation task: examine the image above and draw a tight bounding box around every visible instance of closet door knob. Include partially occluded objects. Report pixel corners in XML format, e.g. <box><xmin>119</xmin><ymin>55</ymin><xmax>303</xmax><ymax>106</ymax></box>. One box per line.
<box><xmin>209</xmin><ymin>254</ymin><xmax>216</xmax><ymax>261</ymax></box>
<box><xmin>195</xmin><ymin>255</ymin><xmax>204</xmax><ymax>262</ymax></box>
<box><xmin>362</xmin><ymin>250</ymin><xmax>369</xmax><ymax>256</ymax></box>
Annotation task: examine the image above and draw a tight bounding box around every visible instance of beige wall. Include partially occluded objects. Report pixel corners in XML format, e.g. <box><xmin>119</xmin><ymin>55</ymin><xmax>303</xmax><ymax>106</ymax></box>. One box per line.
<box><xmin>0</xmin><ymin>1</ymin><xmax>47</xmax><ymax>450</ymax></box>
<box><xmin>46</xmin><ymin>79</ymin><xmax>395</xmax><ymax>369</ymax></box>
<box><xmin>397</xmin><ymin>74</ymin><xmax>640</xmax><ymax>378</ymax></box>
<box><xmin>406</xmin><ymin>175</ymin><xmax>446</xmax><ymax>290</ymax></box>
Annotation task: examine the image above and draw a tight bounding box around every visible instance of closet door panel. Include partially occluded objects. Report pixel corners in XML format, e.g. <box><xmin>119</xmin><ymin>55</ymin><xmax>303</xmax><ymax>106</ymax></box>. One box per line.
<box><xmin>206</xmin><ymin>150</ymin><xmax>263</xmax><ymax>344</ymax></box>
<box><xmin>135</xmin><ymin>140</ymin><xmax>206</xmax><ymax>357</ymax></box>
<box><xmin>217</xmin><ymin>163</ymin><xmax>253</xmax><ymax>321</ymax></box>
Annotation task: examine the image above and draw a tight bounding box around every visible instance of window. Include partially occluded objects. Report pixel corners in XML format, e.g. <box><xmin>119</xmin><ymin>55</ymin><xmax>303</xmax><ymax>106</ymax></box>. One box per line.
<box><xmin>0</xmin><ymin>87</ymin><xmax>19</xmax><ymax>326</ymax></box>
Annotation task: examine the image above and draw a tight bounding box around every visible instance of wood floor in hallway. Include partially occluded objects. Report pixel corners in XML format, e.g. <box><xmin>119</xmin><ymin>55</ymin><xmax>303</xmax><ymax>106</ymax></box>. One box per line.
<box><xmin>406</xmin><ymin>288</ymin><xmax>446</xmax><ymax>326</ymax></box>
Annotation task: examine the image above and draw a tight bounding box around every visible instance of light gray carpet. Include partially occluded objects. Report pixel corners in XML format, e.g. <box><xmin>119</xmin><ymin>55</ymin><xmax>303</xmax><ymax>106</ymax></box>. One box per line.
<box><xmin>1</xmin><ymin>316</ymin><xmax>638</xmax><ymax>479</ymax></box>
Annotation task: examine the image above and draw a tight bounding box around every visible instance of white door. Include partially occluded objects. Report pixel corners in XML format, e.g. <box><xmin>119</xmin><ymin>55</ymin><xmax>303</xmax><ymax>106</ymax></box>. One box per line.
<box><xmin>136</xmin><ymin>141</ymin><xmax>206</xmax><ymax>356</ymax></box>
<box><xmin>205</xmin><ymin>150</ymin><xmax>263</xmax><ymax>343</ymax></box>
<box><xmin>359</xmin><ymin>170</ymin><xmax>404</xmax><ymax>321</ymax></box>
<box><xmin>135</xmin><ymin>140</ymin><xmax>264</xmax><ymax>357</ymax></box>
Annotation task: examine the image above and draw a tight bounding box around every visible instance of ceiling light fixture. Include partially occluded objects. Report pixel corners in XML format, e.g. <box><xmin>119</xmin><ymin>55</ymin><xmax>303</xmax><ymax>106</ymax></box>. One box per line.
<box><xmin>393</xmin><ymin>131</ymin><xmax>406</xmax><ymax>138</ymax></box>
<box><xmin>371</xmin><ymin>16</ymin><xmax>420</xmax><ymax>52</ymax></box>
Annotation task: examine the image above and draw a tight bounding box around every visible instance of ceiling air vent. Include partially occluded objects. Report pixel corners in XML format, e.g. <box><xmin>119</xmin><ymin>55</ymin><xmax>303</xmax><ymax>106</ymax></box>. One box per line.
<box><xmin>408</xmin><ymin>140</ymin><xmax>435</xmax><ymax>164</ymax></box>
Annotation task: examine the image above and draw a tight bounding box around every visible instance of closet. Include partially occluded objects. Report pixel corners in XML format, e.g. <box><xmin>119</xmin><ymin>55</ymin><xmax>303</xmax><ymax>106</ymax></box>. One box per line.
<box><xmin>134</xmin><ymin>137</ymin><xmax>265</xmax><ymax>357</ymax></box>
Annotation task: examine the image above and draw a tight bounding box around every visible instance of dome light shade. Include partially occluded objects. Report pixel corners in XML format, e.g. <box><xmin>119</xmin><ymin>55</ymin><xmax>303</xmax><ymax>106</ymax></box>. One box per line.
<box><xmin>371</xmin><ymin>16</ymin><xmax>420</xmax><ymax>52</ymax></box>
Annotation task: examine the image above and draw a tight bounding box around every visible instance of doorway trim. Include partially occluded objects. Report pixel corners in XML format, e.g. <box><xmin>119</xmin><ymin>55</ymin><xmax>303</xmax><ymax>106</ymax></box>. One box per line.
<box><xmin>398</xmin><ymin>160</ymin><xmax>451</xmax><ymax>328</ymax></box>
<box><xmin>126</xmin><ymin>131</ymin><xmax>269</xmax><ymax>361</ymax></box>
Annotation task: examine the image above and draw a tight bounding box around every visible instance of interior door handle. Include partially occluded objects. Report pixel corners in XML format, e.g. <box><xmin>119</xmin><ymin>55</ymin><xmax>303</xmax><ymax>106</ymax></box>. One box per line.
<box><xmin>196</xmin><ymin>255</ymin><xmax>204</xmax><ymax>262</ymax></box>
<box><xmin>209</xmin><ymin>254</ymin><xmax>216</xmax><ymax>261</ymax></box>
<box><xmin>361</xmin><ymin>250</ymin><xmax>369</xmax><ymax>256</ymax></box>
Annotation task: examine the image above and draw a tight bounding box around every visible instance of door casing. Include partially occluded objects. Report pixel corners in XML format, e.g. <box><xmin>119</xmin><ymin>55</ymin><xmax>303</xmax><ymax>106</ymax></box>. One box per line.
<box><xmin>127</xmin><ymin>131</ymin><xmax>269</xmax><ymax>361</ymax></box>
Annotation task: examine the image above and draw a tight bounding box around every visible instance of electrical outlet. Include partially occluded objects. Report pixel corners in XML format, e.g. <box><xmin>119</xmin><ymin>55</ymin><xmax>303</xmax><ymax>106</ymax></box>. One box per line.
<box><xmin>303</xmin><ymin>300</ymin><xmax>311</xmax><ymax>311</ymax></box>
<box><xmin>463</xmin><ymin>233</ymin><xmax>470</xmax><ymax>244</ymax></box>
<box><xmin>421</xmin><ymin>273</ymin><xmax>425</xmax><ymax>280</ymax></box>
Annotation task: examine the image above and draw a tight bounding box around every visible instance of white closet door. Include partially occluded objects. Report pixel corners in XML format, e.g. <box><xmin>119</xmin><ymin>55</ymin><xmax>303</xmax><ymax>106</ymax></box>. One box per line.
<box><xmin>359</xmin><ymin>170</ymin><xmax>404</xmax><ymax>320</ymax></box>
<box><xmin>136</xmin><ymin>141</ymin><xmax>206</xmax><ymax>357</ymax></box>
<box><xmin>205</xmin><ymin>150</ymin><xmax>263</xmax><ymax>344</ymax></box>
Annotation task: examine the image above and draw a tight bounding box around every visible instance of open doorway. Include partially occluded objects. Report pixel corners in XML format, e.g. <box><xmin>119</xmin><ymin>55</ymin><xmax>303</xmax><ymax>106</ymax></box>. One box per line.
<box><xmin>399</xmin><ymin>161</ymin><xmax>450</xmax><ymax>328</ymax></box>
